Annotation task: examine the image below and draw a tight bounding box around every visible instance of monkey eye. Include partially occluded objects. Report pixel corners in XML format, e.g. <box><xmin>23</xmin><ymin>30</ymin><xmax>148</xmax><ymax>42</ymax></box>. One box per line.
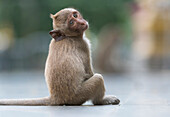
<box><xmin>73</xmin><ymin>13</ymin><xmax>78</xmax><ymax>18</ymax></box>
<box><xmin>69</xmin><ymin>20</ymin><xmax>74</xmax><ymax>25</ymax></box>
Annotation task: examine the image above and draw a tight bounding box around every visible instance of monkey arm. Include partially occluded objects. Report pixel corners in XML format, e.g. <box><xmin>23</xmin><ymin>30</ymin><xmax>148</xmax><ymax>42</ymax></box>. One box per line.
<box><xmin>84</xmin><ymin>64</ymin><xmax>94</xmax><ymax>81</ymax></box>
<box><xmin>84</xmin><ymin>56</ymin><xmax>94</xmax><ymax>76</ymax></box>
<box><xmin>83</xmin><ymin>63</ymin><xmax>94</xmax><ymax>81</ymax></box>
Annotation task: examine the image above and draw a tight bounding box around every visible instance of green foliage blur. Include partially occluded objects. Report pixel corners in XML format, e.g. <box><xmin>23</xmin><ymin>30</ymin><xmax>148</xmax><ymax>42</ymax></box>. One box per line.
<box><xmin>0</xmin><ymin>0</ymin><xmax>133</xmax><ymax>38</ymax></box>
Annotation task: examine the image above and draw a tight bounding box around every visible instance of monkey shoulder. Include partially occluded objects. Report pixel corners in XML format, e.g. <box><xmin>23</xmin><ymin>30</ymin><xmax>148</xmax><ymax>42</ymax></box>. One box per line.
<box><xmin>83</xmin><ymin>36</ymin><xmax>91</xmax><ymax>49</ymax></box>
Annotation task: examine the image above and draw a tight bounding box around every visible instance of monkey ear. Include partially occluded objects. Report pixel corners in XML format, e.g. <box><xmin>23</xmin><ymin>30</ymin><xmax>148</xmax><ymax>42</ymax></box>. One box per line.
<box><xmin>50</xmin><ymin>14</ymin><xmax>54</xmax><ymax>18</ymax></box>
<box><xmin>49</xmin><ymin>30</ymin><xmax>65</xmax><ymax>42</ymax></box>
<box><xmin>49</xmin><ymin>30</ymin><xmax>60</xmax><ymax>38</ymax></box>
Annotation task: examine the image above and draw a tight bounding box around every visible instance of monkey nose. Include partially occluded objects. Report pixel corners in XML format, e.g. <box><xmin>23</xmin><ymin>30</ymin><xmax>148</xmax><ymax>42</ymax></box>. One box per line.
<box><xmin>77</xmin><ymin>19</ymin><xmax>86</xmax><ymax>25</ymax></box>
<box><xmin>80</xmin><ymin>21</ymin><xmax>86</xmax><ymax>25</ymax></box>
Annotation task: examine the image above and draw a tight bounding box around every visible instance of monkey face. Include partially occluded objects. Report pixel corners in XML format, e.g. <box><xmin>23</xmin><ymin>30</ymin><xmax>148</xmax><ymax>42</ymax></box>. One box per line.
<box><xmin>67</xmin><ymin>11</ymin><xmax>89</xmax><ymax>33</ymax></box>
<box><xmin>50</xmin><ymin>8</ymin><xmax>89</xmax><ymax>37</ymax></box>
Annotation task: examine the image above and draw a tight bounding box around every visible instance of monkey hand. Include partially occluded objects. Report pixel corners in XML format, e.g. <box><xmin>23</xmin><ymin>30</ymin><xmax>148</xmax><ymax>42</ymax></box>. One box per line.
<box><xmin>83</xmin><ymin>73</ymin><xmax>93</xmax><ymax>81</ymax></box>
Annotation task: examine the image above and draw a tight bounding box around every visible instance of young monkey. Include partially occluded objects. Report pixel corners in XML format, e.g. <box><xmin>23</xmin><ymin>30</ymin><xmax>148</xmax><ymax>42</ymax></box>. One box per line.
<box><xmin>0</xmin><ymin>8</ymin><xmax>120</xmax><ymax>106</ymax></box>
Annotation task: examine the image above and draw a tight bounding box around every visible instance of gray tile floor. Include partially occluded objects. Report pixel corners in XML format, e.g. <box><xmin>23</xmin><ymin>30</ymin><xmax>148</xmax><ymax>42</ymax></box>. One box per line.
<box><xmin>0</xmin><ymin>71</ymin><xmax>170</xmax><ymax>117</ymax></box>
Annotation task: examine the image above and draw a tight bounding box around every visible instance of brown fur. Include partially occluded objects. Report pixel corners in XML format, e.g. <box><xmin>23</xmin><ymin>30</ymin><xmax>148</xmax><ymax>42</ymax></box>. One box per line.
<box><xmin>0</xmin><ymin>8</ymin><xmax>120</xmax><ymax>106</ymax></box>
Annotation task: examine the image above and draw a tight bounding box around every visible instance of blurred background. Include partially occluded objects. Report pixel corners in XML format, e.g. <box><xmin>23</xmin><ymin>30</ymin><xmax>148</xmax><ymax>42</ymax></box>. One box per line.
<box><xmin>1</xmin><ymin>1</ymin><xmax>170</xmax><ymax>116</ymax></box>
<box><xmin>0</xmin><ymin>0</ymin><xmax>170</xmax><ymax>73</ymax></box>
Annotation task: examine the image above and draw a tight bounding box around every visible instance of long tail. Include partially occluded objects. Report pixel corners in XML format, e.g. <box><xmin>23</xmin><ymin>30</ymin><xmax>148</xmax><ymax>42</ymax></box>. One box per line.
<box><xmin>0</xmin><ymin>97</ymin><xmax>51</xmax><ymax>106</ymax></box>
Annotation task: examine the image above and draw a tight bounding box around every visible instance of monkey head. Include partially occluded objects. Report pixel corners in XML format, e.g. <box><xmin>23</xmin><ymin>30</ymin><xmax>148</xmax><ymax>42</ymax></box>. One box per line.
<box><xmin>49</xmin><ymin>8</ymin><xmax>89</xmax><ymax>41</ymax></box>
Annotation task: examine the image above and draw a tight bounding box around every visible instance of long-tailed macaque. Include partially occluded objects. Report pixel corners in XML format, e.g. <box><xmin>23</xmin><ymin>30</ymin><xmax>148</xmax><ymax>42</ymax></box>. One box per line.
<box><xmin>0</xmin><ymin>8</ymin><xmax>120</xmax><ymax>106</ymax></box>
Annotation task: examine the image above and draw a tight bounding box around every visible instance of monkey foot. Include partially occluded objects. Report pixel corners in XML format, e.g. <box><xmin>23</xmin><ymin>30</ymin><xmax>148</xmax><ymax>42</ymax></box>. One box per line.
<box><xmin>102</xmin><ymin>95</ymin><xmax>120</xmax><ymax>105</ymax></box>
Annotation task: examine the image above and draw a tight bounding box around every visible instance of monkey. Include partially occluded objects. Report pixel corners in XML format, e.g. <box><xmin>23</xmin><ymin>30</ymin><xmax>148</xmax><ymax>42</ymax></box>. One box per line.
<box><xmin>0</xmin><ymin>8</ymin><xmax>120</xmax><ymax>106</ymax></box>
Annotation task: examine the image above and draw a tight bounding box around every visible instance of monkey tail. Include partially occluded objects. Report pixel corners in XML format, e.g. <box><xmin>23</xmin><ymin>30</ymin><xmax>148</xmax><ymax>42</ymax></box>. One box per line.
<box><xmin>0</xmin><ymin>97</ymin><xmax>51</xmax><ymax>106</ymax></box>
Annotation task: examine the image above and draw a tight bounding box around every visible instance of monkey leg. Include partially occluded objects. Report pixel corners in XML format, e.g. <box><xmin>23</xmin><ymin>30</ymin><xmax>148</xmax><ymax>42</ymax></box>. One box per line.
<box><xmin>79</xmin><ymin>73</ymin><xmax>120</xmax><ymax>105</ymax></box>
